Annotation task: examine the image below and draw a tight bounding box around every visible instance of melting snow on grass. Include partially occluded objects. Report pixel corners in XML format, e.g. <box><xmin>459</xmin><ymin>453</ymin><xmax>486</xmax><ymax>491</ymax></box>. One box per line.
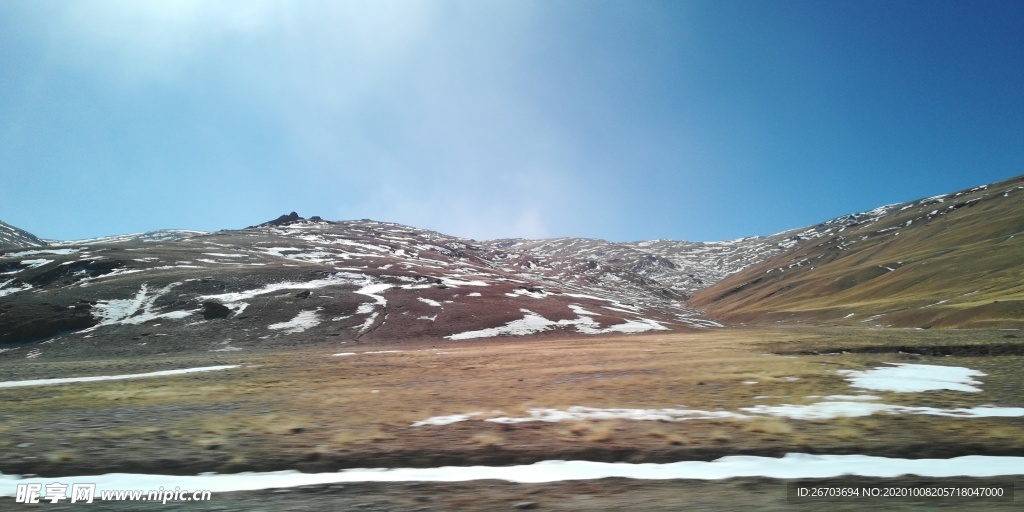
<box><xmin>0</xmin><ymin>365</ymin><xmax>239</xmax><ymax>388</ymax></box>
<box><xmin>413</xmin><ymin>400</ymin><xmax>1024</xmax><ymax>426</ymax></box>
<box><xmin>741</xmin><ymin>402</ymin><xmax>1024</xmax><ymax>420</ymax></box>
<box><xmin>447</xmin><ymin>310</ymin><xmax>555</xmax><ymax>340</ymax></box>
<box><xmin>413</xmin><ymin>407</ymin><xmax>749</xmax><ymax>426</ymax></box>
<box><xmin>446</xmin><ymin>308</ymin><xmax>667</xmax><ymax>340</ymax></box>
<box><xmin>334</xmin><ymin>350</ymin><xmax>404</xmax><ymax>357</ymax></box>
<box><xmin>269</xmin><ymin>310</ymin><xmax>321</xmax><ymax>334</ymax></box>
<box><xmin>487</xmin><ymin>407</ymin><xmax>748</xmax><ymax>424</ymax></box>
<box><xmin>4</xmin><ymin>455</ymin><xmax>1024</xmax><ymax>492</ymax></box>
<box><xmin>412</xmin><ymin>361</ymin><xmax>1024</xmax><ymax>425</ymax></box>
<box><xmin>838</xmin><ymin>363</ymin><xmax>985</xmax><ymax>393</ymax></box>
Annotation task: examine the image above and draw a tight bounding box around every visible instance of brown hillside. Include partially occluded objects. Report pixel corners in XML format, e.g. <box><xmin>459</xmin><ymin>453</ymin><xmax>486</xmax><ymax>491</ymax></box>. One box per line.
<box><xmin>688</xmin><ymin>175</ymin><xmax>1024</xmax><ymax>329</ymax></box>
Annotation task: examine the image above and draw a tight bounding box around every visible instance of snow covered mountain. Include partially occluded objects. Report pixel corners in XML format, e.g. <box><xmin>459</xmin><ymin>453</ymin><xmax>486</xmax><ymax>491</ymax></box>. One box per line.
<box><xmin>2</xmin><ymin>175</ymin><xmax>1021</xmax><ymax>358</ymax></box>
<box><xmin>0</xmin><ymin>216</ymin><xmax>710</xmax><ymax>358</ymax></box>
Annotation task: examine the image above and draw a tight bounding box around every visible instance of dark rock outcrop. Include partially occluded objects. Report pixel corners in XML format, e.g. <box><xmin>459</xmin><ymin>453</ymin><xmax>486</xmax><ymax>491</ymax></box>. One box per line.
<box><xmin>201</xmin><ymin>301</ymin><xmax>233</xmax><ymax>320</ymax></box>
<box><xmin>0</xmin><ymin>301</ymin><xmax>96</xmax><ymax>345</ymax></box>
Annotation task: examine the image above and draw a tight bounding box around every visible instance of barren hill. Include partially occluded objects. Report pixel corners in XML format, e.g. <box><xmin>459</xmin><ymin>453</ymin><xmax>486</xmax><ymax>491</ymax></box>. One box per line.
<box><xmin>0</xmin><ymin>220</ymin><xmax>46</xmax><ymax>250</ymax></box>
<box><xmin>688</xmin><ymin>175</ymin><xmax>1024</xmax><ymax>328</ymax></box>
<box><xmin>3</xmin><ymin>175</ymin><xmax>1022</xmax><ymax>359</ymax></box>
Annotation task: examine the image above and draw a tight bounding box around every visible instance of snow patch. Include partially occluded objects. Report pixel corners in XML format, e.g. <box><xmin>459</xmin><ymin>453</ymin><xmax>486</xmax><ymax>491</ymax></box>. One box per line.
<box><xmin>3</xmin><ymin>248</ymin><xmax>81</xmax><ymax>258</ymax></box>
<box><xmin>0</xmin><ymin>279</ymin><xmax>32</xmax><ymax>297</ymax></box>
<box><xmin>269</xmin><ymin>310</ymin><xmax>321</xmax><ymax>334</ymax></box>
<box><xmin>19</xmin><ymin>258</ymin><xmax>53</xmax><ymax>269</ymax></box>
<box><xmin>839</xmin><ymin>363</ymin><xmax>985</xmax><ymax>393</ymax></box>
<box><xmin>741</xmin><ymin>403</ymin><xmax>1024</xmax><ymax>420</ymax></box>
<box><xmin>4</xmin><ymin>455</ymin><xmax>1024</xmax><ymax>491</ymax></box>
<box><xmin>91</xmin><ymin>283</ymin><xmax>192</xmax><ymax>326</ymax></box>
<box><xmin>0</xmin><ymin>365</ymin><xmax>239</xmax><ymax>388</ymax></box>
<box><xmin>447</xmin><ymin>310</ymin><xmax>555</xmax><ymax>340</ymax></box>
<box><xmin>200</xmin><ymin>272</ymin><xmax>366</xmax><ymax>303</ymax></box>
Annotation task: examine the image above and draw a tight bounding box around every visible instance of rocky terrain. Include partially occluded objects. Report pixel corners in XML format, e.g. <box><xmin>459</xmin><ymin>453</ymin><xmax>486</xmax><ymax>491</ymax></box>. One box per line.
<box><xmin>2</xmin><ymin>175</ymin><xmax>1022</xmax><ymax>359</ymax></box>
<box><xmin>0</xmin><ymin>220</ymin><xmax>46</xmax><ymax>250</ymax></box>
<box><xmin>3</xmin><ymin>176</ymin><xmax>1024</xmax><ymax>511</ymax></box>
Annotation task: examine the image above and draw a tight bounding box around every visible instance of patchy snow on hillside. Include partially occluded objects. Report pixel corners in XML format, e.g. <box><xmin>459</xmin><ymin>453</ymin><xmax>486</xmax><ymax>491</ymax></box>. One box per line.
<box><xmin>91</xmin><ymin>283</ymin><xmax>193</xmax><ymax>327</ymax></box>
<box><xmin>446</xmin><ymin>307</ymin><xmax>669</xmax><ymax>340</ymax></box>
<box><xmin>356</xmin><ymin>283</ymin><xmax>392</xmax><ymax>306</ymax></box>
<box><xmin>269</xmin><ymin>310</ymin><xmax>321</xmax><ymax>334</ymax></box>
<box><xmin>3</xmin><ymin>248</ymin><xmax>81</xmax><ymax>257</ymax></box>
<box><xmin>200</xmin><ymin>272</ymin><xmax>367</xmax><ymax>303</ymax></box>
<box><xmin>19</xmin><ymin>258</ymin><xmax>53</xmax><ymax>269</ymax></box>
<box><xmin>447</xmin><ymin>310</ymin><xmax>556</xmax><ymax>340</ymax></box>
<box><xmin>0</xmin><ymin>279</ymin><xmax>32</xmax><ymax>297</ymax></box>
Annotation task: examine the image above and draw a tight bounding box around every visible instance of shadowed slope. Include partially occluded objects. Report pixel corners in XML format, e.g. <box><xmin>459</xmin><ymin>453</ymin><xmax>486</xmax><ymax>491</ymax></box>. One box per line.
<box><xmin>0</xmin><ymin>220</ymin><xmax>46</xmax><ymax>249</ymax></box>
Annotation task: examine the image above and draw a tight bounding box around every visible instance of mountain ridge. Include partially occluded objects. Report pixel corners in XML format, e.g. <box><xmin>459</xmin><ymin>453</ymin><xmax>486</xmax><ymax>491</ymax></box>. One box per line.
<box><xmin>2</xmin><ymin>174</ymin><xmax>1021</xmax><ymax>359</ymax></box>
<box><xmin>689</xmin><ymin>174</ymin><xmax>1024</xmax><ymax>328</ymax></box>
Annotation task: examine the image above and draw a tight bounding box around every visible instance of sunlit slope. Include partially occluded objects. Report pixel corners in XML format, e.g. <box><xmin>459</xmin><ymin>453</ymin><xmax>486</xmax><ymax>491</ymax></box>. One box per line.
<box><xmin>689</xmin><ymin>175</ymin><xmax>1024</xmax><ymax>328</ymax></box>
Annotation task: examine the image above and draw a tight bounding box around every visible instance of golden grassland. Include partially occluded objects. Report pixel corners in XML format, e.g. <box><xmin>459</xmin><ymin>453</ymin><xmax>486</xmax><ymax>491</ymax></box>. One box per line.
<box><xmin>2</xmin><ymin>326</ymin><xmax>1023</xmax><ymax>476</ymax></box>
<box><xmin>690</xmin><ymin>179</ymin><xmax>1024</xmax><ymax>329</ymax></box>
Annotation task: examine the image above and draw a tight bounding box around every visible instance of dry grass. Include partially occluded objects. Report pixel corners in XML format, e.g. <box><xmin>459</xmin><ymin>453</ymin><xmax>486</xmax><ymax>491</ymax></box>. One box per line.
<box><xmin>709</xmin><ymin>429</ymin><xmax>732</xmax><ymax>443</ymax></box>
<box><xmin>555</xmin><ymin>420</ymin><xmax>618</xmax><ymax>442</ymax></box>
<box><xmin>4</xmin><ymin>327</ymin><xmax>1024</xmax><ymax>474</ymax></box>
<box><xmin>828</xmin><ymin>427</ymin><xmax>863</xmax><ymax>440</ymax></box>
<box><xmin>468</xmin><ymin>432</ymin><xmax>505</xmax><ymax>447</ymax></box>
<box><xmin>743</xmin><ymin>417</ymin><xmax>794</xmax><ymax>435</ymax></box>
<box><xmin>645</xmin><ymin>428</ymin><xmax>688</xmax><ymax>446</ymax></box>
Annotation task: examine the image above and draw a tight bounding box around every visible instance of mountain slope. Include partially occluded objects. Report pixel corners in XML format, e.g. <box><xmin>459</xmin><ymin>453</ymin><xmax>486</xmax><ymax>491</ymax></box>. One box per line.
<box><xmin>688</xmin><ymin>175</ymin><xmax>1024</xmax><ymax>328</ymax></box>
<box><xmin>0</xmin><ymin>217</ymin><xmax>727</xmax><ymax>358</ymax></box>
<box><xmin>3</xmin><ymin>174</ymin><xmax>1022</xmax><ymax>359</ymax></box>
<box><xmin>0</xmin><ymin>220</ymin><xmax>46</xmax><ymax>249</ymax></box>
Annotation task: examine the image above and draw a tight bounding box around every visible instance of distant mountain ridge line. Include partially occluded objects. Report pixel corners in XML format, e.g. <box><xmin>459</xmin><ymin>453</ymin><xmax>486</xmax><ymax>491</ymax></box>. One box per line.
<box><xmin>5</xmin><ymin>174</ymin><xmax>1020</xmax><ymax>251</ymax></box>
<box><xmin>0</xmin><ymin>174</ymin><xmax>1020</xmax><ymax>358</ymax></box>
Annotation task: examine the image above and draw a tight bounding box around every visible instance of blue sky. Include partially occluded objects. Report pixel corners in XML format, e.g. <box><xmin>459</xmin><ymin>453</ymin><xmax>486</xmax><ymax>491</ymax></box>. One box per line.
<box><xmin>1</xmin><ymin>1</ymin><xmax>1022</xmax><ymax>242</ymax></box>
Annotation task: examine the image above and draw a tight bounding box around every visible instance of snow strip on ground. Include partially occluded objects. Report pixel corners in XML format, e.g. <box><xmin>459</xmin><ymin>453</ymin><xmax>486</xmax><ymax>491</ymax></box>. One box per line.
<box><xmin>4</xmin><ymin>455</ymin><xmax>1024</xmax><ymax>493</ymax></box>
<box><xmin>740</xmin><ymin>403</ymin><xmax>1024</xmax><ymax>420</ymax></box>
<box><xmin>0</xmin><ymin>365</ymin><xmax>239</xmax><ymax>388</ymax></box>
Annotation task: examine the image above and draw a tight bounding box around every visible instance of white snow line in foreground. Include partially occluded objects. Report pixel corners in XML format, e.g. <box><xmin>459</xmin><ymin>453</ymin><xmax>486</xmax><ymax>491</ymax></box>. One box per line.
<box><xmin>0</xmin><ymin>365</ymin><xmax>240</xmax><ymax>388</ymax></box>
<box><xmin>2</xmin><ymin>455</ymin><xmax>1024</xmax><ymax>494</ymax></box>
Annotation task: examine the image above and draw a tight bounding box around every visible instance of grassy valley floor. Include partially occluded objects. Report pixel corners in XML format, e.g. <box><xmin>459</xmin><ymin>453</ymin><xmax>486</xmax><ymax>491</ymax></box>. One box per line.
<box><xmin>2</xmin><ymin>327</ymin><xmax>1024</xmax><ymax>509</ymax></box>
